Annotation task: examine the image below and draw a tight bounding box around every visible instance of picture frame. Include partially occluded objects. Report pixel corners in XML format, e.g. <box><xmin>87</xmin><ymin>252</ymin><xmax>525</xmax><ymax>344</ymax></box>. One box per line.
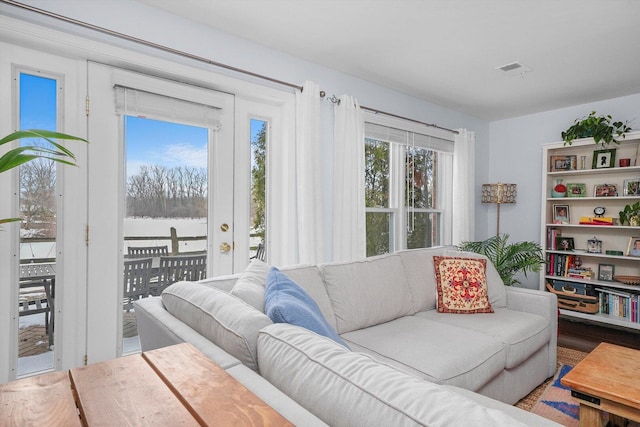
<box><xmin>555</xmin><ymin>236</ymin><xmax>574</xmax><ymax>251</ymax></box>
<box><xmin>598</xmin><ymin>264</ymin><xmax>615</xmax><ymax>281</ymax></box>
<box><xmin>627</xmin><ymin>237</ymin><xmax>640</xmax><ymax>257</ymax></box>
<box><xmin>594</xmin><ymin>184</ymin><xmax>617</xmax><ymax>197</ymax></box>
<box><xmin>552</xmin><ymin>204</ymin><xmax>570</xmax><ymax>224</ymax></box>
<box><xmin>566</xmin><ymin>183</ymin><xmax>586</xmax><ymax>198</ymax></box>
<box><xmin>550</xmin><ymin>155</ymin><xmax>577</xmax><ymax>172</ymax></box>
<box><xmin>592</xmin><ymin>148</ymin><xmax>616</xmax><ymax>169</ymax></box>
<box><xmin>623</xmin><ymin>179</ymin><xmax>640</xmax><ymax>196</ymax></box>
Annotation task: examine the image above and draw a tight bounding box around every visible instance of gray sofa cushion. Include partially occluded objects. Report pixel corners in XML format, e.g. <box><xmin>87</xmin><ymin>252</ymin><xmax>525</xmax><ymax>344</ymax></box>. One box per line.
<box><xmin>416</xmin><ymin>308</ymin><xmax>551</xmax><ymax>369</ymax></box>
<box><xmin>258</xmin><ymin>323</ymin><xmax>525</xmax><ymax>427</ymax></box>
<box><xmin>397</xmin><ymin>248</ymin><xmax>507</xmax><ymax>310</ymax></box>
<box><xmin>321</xmin><ymin>254</ymin><xmax>414</xmax><ymax>333</ymax></box>
<box><xmin>162</xmin><ymin>281</ymin><xmax>272</xmax><ymax>371</ymax></box>
<box><xmin>280</xmin><ymin>265</ymin><xmax>338</xmax><ymax>330</ymax></box>
<box><xmin>340</xmin><ymin>316</ymin><xmax>506</xmax><ymax>391</ymax></box>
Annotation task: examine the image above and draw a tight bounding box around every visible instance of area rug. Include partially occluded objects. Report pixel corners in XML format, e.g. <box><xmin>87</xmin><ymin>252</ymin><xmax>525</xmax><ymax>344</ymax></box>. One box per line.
<box><xmin>530</xmin><ymin>364</ymin><xmax>579</xmax><ymax>426</ymax></box>
<box><xmin>515</xmin><ymin>347</ymin><xmax>588</xmax><ymax>426</ymax></box>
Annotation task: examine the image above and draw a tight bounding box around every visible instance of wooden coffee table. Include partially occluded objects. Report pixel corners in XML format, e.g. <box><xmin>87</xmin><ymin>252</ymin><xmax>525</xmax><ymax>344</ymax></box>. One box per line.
<box><xmin>0</xmin><ymin>342</ymin><xmax>293</xmax><ymax>426</ymax></box>
<box><xmin>561</xmin><ymin>342</ymin><xmax>640</xmax><ymax>427</ymax></box>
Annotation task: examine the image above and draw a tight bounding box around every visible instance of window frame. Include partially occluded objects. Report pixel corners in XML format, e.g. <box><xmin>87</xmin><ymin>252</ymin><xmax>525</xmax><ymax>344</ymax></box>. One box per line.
<box><xmin>364</xmin><ymin>112</ymin><xmax>454</xmax><ymax>255</ymax></box>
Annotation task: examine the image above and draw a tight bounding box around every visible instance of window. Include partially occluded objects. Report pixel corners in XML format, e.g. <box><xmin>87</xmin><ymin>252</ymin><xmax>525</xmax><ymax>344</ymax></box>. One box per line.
<box><xmin>364</xmin><ymin>116</ymin><xmax>454</xmax><ymax>257</ymax></box>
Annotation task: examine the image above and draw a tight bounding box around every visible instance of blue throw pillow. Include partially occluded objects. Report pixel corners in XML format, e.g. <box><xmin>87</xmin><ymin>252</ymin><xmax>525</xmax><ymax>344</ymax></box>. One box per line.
<box><xmin>265</xmin><ymin>267</ymin><xmax>349</xmax><ymax>349</ymax></box>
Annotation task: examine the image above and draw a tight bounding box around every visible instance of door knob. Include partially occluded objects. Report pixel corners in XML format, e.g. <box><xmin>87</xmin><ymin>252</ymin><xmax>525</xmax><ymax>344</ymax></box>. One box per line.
<box><xmin>220</xmin><ymin>242</ymin><xmax>231</xmax><ymax>253</ymax></box>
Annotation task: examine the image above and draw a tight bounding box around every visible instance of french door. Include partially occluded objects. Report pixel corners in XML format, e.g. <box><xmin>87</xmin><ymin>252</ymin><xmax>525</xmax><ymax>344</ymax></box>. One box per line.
<box><xmin>86</xmin><ymin>63</ymin><xmax>236</xmax><ymax>362</ymax></box>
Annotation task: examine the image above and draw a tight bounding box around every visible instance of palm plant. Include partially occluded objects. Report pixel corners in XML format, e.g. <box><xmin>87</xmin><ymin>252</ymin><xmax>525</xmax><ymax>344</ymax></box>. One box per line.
<box><xmin>0</xmin><ymin>129</ymin><xmax>88</xmax><ymax>225</ymax></box>
<box><xmin>457</xmin><ymin>234</ymin><xmax>544</xmax><ymax>286</ymax></box>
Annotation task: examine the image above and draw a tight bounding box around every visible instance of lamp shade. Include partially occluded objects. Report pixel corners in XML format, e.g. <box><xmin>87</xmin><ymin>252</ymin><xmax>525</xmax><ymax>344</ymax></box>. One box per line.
<box><xmin>481</xmin><ymin>183</ymin><xmax>517</xmax><ymax>204</ymax></box>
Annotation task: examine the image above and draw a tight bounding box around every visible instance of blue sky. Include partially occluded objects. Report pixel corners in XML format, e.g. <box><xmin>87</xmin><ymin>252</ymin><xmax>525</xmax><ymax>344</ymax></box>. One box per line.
<box><xmin>21</xmin><ymin>72</ymin><xmax>264</xmax><ymax>178</ymax></box>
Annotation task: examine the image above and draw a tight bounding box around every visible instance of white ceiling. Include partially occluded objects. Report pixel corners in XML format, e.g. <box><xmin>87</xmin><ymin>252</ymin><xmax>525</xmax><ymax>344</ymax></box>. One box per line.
<box><xmin>137</xmin><ymin>0</ymin><xmax>640</xmax><ymax>121</ymax></box>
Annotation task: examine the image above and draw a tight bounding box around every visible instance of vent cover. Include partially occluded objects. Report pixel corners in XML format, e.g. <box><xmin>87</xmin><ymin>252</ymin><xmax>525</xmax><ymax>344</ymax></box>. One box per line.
<box><xmin>496</xmin><ymin>61</ymin><xmax>533</xmax><ymax>76</ymax></box>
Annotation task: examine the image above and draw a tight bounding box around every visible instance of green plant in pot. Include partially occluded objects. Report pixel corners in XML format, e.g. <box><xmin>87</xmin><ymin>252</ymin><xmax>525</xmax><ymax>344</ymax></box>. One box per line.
<box><xmin>619</xmin><ymin>201</ymin><xmax>640</xmax><ymax>227</ymax></box>
<box><xmin>457</xmin><ymin>234</ymin><xmax>545</xmax><ymax>286</ymax></box>
<box><xmin>0</xmin><ymin>129</ymin><xmax>88</xmax><ymax>226</ymax></box>
<box><xmin>561</xmin><ymin>111</ymin><xmax>631</xmax><ymax>147</ymax></box>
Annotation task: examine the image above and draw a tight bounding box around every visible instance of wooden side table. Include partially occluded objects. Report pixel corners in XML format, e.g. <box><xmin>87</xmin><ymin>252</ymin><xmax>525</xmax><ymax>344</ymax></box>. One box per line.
<box><xmin>1</xmin><ymin>343</ymin><xmax>293</xmax><ymax>426</ymax></box>
<box><xmin>561</xmin><ymin>342</ymin><xmax>640</xmax><ymax>427</ymax></box>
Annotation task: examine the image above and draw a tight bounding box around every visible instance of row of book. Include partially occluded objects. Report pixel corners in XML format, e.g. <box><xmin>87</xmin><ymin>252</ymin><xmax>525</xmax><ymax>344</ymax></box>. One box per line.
<box><xmin>597</xmin><ymin>287</ymin><xmax>640</xmax><ymax>323</ymax></box>
<box><xmin>545</xmin><ymin>253</ymin><xmax>593</xmax><ymax>279</ymax></box>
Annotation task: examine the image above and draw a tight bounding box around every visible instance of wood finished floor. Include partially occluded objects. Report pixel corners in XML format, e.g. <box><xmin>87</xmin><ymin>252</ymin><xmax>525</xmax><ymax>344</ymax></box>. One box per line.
<box><xmin>558</xmin><ymin>317</ymin><xmax>640</xmax><ymax>353</ymax></box>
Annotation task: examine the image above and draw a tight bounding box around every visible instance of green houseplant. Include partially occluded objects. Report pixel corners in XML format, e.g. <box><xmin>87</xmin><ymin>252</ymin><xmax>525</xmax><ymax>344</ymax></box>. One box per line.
<box><xmin>457</xmin><ymin>234</ymin><xmax>545</xmax><ymax>286</ymax></box>
<box><xmin>561</xmin><ymin>111</ymin><xmax>631</xmax><ymax>147</ymax></box>
<box><xmin>0</xmin><ymin>129</ymin><xmax>88</xmax><ymax>225</ymax></box>
<box><xmin>619</xmin><ymin>201</ymin><xmax>640</xmax><ymax>227</ymax></box>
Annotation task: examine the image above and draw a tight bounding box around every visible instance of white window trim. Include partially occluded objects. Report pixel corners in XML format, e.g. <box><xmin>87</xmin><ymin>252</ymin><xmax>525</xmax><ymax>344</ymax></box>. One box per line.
<box><xmin>364</xmin><ymin>112</ymin><xmax>454</xmax><ymax>253</ymax></box>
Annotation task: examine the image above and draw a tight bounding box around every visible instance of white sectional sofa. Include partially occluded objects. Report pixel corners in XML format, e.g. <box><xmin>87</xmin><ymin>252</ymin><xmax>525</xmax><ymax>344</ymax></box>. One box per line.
<box><xmin>134</xmin><ymin>247</ymin><xmax>560</xmax><ymax>426</ymax></box>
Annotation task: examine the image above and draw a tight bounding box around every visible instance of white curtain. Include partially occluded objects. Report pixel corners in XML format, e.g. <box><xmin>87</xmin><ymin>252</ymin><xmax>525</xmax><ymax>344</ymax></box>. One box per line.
<box><xmin>296</xmin><ymin>81</ymin><xmax>324</xmax><ymax>264</ymax></box>
<box><xmin>452</xmin><ymin>128</ymin><xmax>475</xmax><ymax>244</ymax></box>
<box><xmin>332</xmin><ymin>95</ymin><xmax>365</xmax><ymax>262</ymax></box>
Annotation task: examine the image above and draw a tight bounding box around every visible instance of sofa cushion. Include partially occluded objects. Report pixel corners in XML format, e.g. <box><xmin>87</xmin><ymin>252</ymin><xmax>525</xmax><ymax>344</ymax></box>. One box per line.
<box><xmin>230</xmin><ymin>259</ymin><xmax>270</xmax><ymax>311</ymax></box>
<box><xmin>265</xmin><ymin>267</ymin><xmax>349</xmax><ymax>348</ymax></box>
<box><xmin>415</xmin><ymin>308</ymin><xmax>551</xmax><ymax>369</ymax></box>
<box><xmin>340</xmin><ymin>316</ymin><xmax>505</xmax><ymax>391</ymax></box>
<box><xmin>258</xmin><ymin>323</ymin><xmax>525</xmax><ymax>427</ymax></box>
<box><xmin>321</xmin><ymin>254</ymin><xmax>414</xmax><ymax>334</ymax></box>
<box><xmin>280</xmin><ymin>265</ymin><xmax>338</xmax><ymax>331</ymax></box>
<box><xmin>433</xmin><ymin>256</ymin><xmax>494</xmax><ymax>313</ymax></box>
<box><xmin>162</xmin><ymin>281</ymin><xmax>272</xmax><ymax>372</ymax></box>
<box><xmin>397</xmin><ymin>248</ymin><xmax>507</xmax><ymax>311</ymax></box>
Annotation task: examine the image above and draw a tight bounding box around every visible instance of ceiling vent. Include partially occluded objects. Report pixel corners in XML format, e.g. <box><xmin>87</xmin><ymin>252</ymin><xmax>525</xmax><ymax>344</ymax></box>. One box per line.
<box><xmin>496</xmin><ymin>61</ymin><xmax>533</xmax><ymax>77</ymax></box>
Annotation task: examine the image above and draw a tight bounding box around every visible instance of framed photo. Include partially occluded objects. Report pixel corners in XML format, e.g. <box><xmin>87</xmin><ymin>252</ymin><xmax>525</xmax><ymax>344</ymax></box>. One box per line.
<box><xmin>627</xmin><ymin>237</ymin><xmax>640</xmax><ymax>257</ymax></box>
<box><xmin>550</xmin><ymin>155</ymin><xmax>577</xmax><ymax>172</ymax></box>
<box><xmin>594</xmin><ymin>184</ymin><xmax>617</xmax><ymax>197</ymax></box>
<box><xmin>552</xmin><ymin>204</ymin><xmax>570</xmax><ymax>224</ymax></box>
<box><xmin>592</xmin><ymin>148</ymin><xmax>616</xmax><ymax>169</ymax></box>
<box><xmin>555</xmin><ymin>236</ymin><xmax>574</xmax><ymax>251</ymax></box>
<box><xmin>566</xmin><ymin>183</ymin><xmax>586</xmax><ymax>198</ymax></box>
<box><xmin>598</xmin><ymin>264</ymin><xmax>615</xmax><ymax>281</ymax></box>
<box><xmin>623</xmin><ymin>179</ymin><xmax>640</xmax><ymax>196</ymax></box>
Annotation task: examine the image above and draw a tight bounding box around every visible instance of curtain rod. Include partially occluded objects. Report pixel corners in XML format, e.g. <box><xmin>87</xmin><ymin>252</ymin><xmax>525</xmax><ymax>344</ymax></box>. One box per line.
<box><xmin>2</xmin><ymin>0</ymin><xmax>458</xmax><ymax>135</ymax></box>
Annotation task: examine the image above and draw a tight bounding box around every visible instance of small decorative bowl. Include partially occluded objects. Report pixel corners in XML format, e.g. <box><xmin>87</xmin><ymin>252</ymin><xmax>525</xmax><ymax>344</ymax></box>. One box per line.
<box><xmin>551</xmin><ymin>190</ymin><xmax>566</xmax><ymax>198</ymax></box>
<box><xmin>614</xmin><ymin>275</ymin><xmax>640</xmax><ymax>286</ymax></box>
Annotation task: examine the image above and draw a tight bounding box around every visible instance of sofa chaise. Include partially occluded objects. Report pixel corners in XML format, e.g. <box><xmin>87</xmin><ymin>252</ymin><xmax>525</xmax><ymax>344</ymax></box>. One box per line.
<box><xmin>134</xmin><ymin>246</ymin><xmax>560</xmax><ymax>426</ymax></box>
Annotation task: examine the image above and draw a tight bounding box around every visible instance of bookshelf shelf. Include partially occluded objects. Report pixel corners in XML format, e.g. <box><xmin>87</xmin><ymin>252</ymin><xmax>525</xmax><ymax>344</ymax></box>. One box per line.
<box><xmin>541</xmin><ymin>135</ymin><xmax>640</xmax><ymax>331</ymax></box>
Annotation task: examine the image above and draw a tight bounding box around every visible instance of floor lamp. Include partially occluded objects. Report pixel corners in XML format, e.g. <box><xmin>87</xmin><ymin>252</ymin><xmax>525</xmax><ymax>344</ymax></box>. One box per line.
<box><xmin>481</xmin><ymin>183</ymin><xmax>517</xmax><ymax>236</ymax></box>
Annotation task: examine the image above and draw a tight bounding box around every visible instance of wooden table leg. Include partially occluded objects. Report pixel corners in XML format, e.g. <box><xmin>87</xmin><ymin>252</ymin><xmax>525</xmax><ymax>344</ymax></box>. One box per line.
<box><xmin>579</xmin><ymin>404</ymin><xmax>604</xmax><ymax>427</ymax></box>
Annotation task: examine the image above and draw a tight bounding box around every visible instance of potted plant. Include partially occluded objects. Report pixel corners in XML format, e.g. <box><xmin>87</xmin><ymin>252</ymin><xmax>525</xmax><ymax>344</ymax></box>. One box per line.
<box><xmin>457</xmin><ymin>234</ymin><xmax>545</xmax><ymax>286</ymax></box>
<box><xmin>561</xmin><ymin>111</ymin><xmax>631</xmax><ymax>147</ymax></box>
<box><xmin>619</xmin><ymin>201</ymin><xmax>640</xmax><ymax>227</ymax></box>
<box><xmin>0</xmin><ymin>129</ymin><xmax>88</xmax><ymax>225</ymax></box>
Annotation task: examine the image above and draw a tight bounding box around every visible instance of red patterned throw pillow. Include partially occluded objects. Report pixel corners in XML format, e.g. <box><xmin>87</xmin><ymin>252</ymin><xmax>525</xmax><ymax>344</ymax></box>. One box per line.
<box><xmin>433</xmin><ymin>256</ymin><xmax>494</xmax><ymax>314</ymax></box>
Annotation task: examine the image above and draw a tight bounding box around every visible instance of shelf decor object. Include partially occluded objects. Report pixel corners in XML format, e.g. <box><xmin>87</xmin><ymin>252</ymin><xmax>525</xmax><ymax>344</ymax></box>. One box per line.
<box><xmin>481</xmin><ymin>183</ymin><xmax>516</xmax><ymax>236</ymax></box>
<box><xmin>613</xmin><ymin>275</ymin><xmax>640</xmax><ymax>286</ymax></box>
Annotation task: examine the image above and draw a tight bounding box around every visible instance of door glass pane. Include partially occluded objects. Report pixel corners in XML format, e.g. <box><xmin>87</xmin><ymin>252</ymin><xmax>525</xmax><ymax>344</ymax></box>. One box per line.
<box><xmin>250</xmin><ymin>119</ymin><xmax>266</xmax><ymax>261</ymax></box>
<box><xmin>18</xmin><ymin>73</ymin><xmax>57</xmax><ymax>376</ymax></box>
<box><xmin>122</xmin><ymin>116</ymin><xmax>208</xmax><ymax>354</ymax></box>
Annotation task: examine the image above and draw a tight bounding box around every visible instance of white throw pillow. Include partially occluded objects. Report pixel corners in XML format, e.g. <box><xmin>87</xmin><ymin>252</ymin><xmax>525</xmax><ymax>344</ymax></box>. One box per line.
<box><xmin>230</xmin><ymin>259</ymin><xmax>270</xmax><ymax>311</ymax></box>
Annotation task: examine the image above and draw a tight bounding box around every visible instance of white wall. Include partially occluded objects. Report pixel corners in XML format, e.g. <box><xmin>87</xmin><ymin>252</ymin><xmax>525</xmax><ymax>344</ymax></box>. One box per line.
<box><xmin>488</xmin><ymin>93</ymin><xmax>640</xmax><ymax>288</ymax></box>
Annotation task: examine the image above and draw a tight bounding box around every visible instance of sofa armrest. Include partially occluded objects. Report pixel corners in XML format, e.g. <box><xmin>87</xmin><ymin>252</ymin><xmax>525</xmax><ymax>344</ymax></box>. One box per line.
<box><xmin>506</xmin><ymin>287</ymin><xmax>557</xmax><ymax>320</ymax></box>
<box><xmin>134</xmin><ymin>297</ymin><xmax>241</xmax><ymax>369</ymax></box>
<box><xmin>506</xmin><ymin>287</ymin><xmax>558</xmax><ymax>377</ymax></box>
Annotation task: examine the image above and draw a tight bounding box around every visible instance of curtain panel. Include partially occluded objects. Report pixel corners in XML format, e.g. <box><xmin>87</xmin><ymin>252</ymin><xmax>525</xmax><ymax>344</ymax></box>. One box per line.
<box><xmin>452</xmin><ymin>128</ymin><xmax>475</xmax><ymax>244</ymax></box>
<box><xmin>332</xmin><ymin>95</ymin><xmax>365</xmax><ymax>262</ymax></box>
